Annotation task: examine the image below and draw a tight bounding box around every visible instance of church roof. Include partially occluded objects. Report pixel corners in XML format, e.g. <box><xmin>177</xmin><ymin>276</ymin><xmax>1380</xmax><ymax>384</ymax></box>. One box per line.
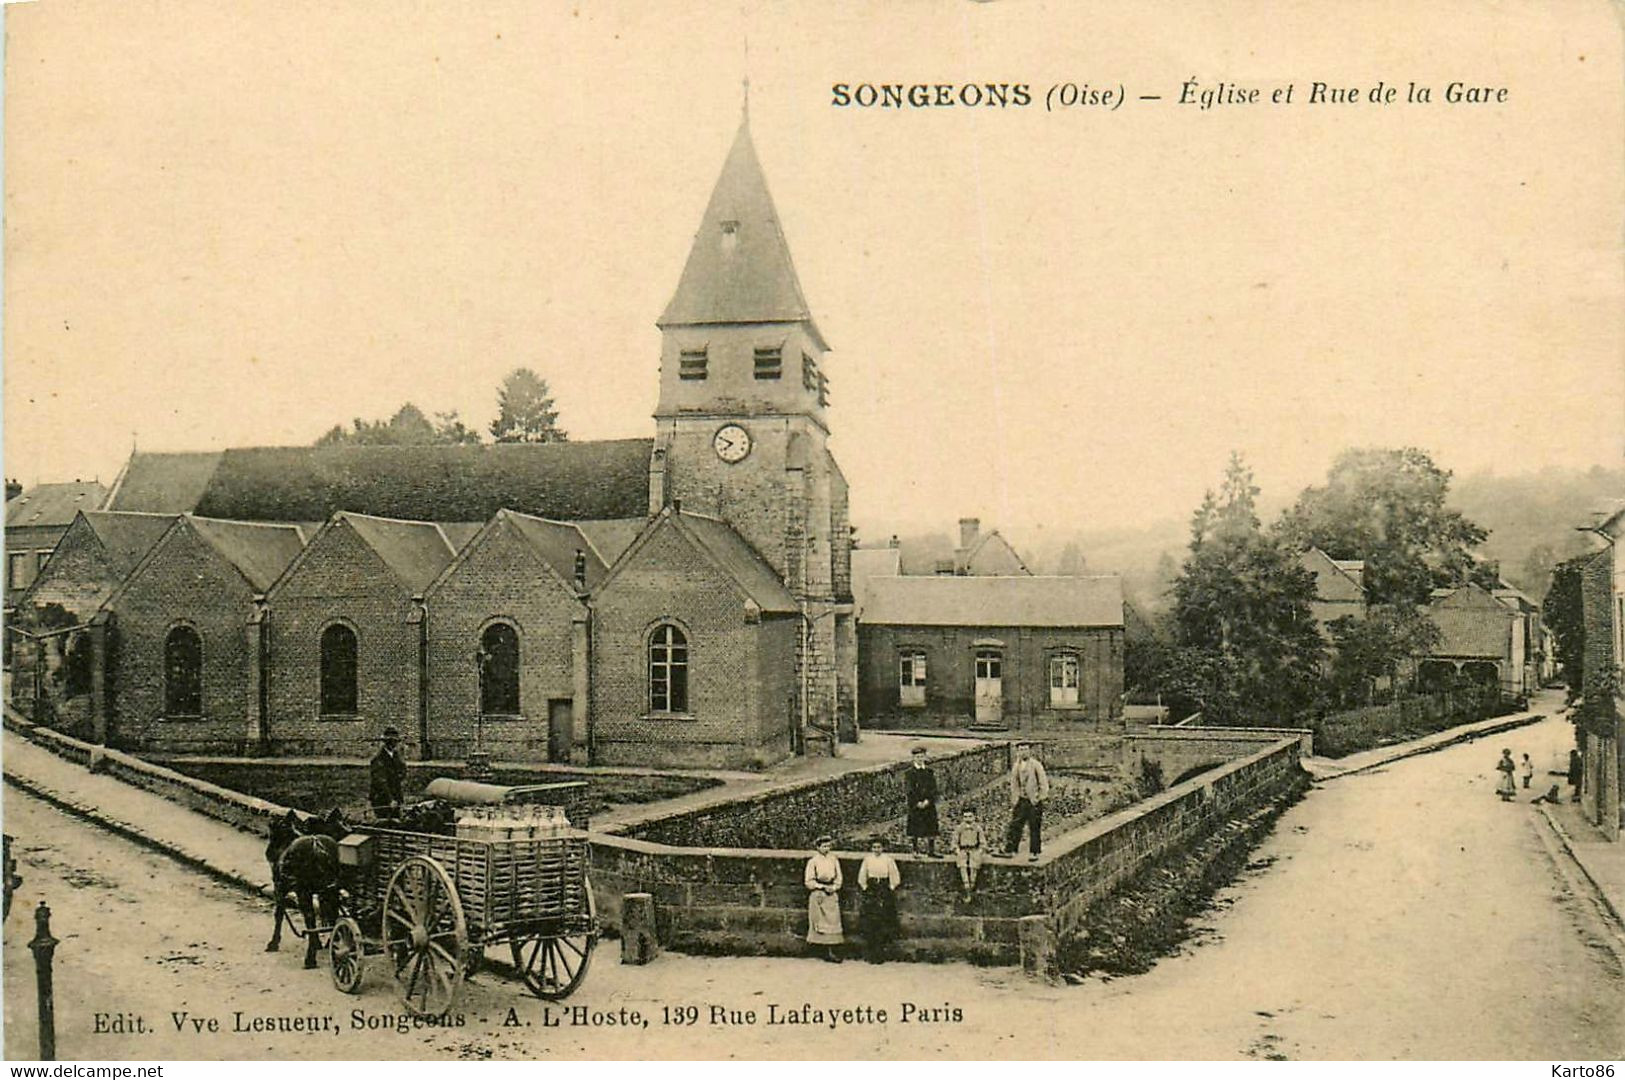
<box><xmin>331</xmin><ymin>512</ymin><xmax>458</xmax><ymax>593</ymax></box>
<box><xmin>185</xmin><ymin>516</ymin><xmax>307</xmax><ymax>593</ymax></box>
<box><xmin>500</xmin><ymin>511</ymin><xmax>608</xmax><ymax>592</ymax></box>
<box><xmin>107</xmin><ymin>441</ymin><xmax>652</xmax><ymax>523</ymax></box>
<box><xmin>7</xmin><ymin>481</ymin><xmax>110</xmax><ymax>528</ymax></box>
<box><xmin>79</xmin><ymin>511</ymin><xmax>183</xmax><ymax>577</ymax></box>
<box><xmin>658</xmin><ymin>117</ymin><xmax>826</xmax><ymax>349</ymax></box>
<box><xmin>598</xmin><ymin>508</ymin><xmax>797</xmax><ymax>614</ymax></box>
<box><xmin>104</xmin><ymin>452</ymin><xmax>221</xmax><ymax>513</ymax></box>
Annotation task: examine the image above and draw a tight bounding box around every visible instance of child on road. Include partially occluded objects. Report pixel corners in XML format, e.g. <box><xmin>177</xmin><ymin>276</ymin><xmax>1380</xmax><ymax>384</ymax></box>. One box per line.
<box><xmin>952</xmin><ymin>810</ymin><xmax>988</xmax><ymax>901</ymax></box>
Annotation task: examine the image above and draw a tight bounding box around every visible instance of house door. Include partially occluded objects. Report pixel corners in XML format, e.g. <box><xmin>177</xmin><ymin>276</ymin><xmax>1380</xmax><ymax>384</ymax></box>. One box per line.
<box><xmin>547</xmin><ymin>699</ymin><xmax>573</xmax><ymax>764</ymax></box>
<box><xmin>974</xmin><ymin>649</ymin><xmax>1003</xmax><ymax>727</ymax></box>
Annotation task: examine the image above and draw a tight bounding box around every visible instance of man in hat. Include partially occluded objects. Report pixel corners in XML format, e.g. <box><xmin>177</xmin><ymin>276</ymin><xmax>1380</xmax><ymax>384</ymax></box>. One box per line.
<box><xmin>905</xmin><ymin>746</ymin><xmax>940</xmax><ymax>857</ymax></box>
<box><xmin>369</xmin><ymin>726</ymin><xmax>407</xmax><ymax>819</ymax></box>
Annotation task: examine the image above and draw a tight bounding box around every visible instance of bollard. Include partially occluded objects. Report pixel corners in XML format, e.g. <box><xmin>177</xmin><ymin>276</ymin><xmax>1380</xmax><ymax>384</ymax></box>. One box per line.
<box><xmin>620</xmin><ymin>892</ymin><xmax>660</xmax><ymax>965</ymax></box>
<box><xmin>29</xmin><ymin>901</ymin><xmax>58</xmax><ymax>1061</ymax></box>
<box><xmin>1017</xmin><ymin>913</ymin><xmax>1058</xmax><ymax>983</ymax></box>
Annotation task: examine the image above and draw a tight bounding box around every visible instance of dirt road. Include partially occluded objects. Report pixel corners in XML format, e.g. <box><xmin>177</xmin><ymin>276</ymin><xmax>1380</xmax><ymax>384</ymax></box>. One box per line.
<box><xmin>4</xmin><ymin>710</ymin><xmax>1620</xmax><ymax>1060</ymax></box>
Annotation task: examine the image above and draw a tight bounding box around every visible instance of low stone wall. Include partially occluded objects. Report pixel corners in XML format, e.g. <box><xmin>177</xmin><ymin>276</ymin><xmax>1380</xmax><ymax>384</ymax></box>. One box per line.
<box><xmin>1124</xmin><ymin>725</ymin><xmax>1311</xmax><ymax>785</ymax></box>
<box><xmin>625</xmin><ymin>742</ymin><xmax>1010</xmax><ymax>849</ymax></box>
<box><xmin>593</xmin><ymin>733</ymin><xmax>1307</xmax><ymax>964</ymax></box>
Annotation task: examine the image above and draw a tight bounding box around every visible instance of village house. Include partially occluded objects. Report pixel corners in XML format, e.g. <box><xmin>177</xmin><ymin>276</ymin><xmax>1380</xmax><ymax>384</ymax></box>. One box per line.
<box><xmin>1577</xmin><ymin>507</ymin><xmax>1624</xmax><ymax>840</ymax></box>
<box><xmin>100</xmin><ymin>516</ymin><xmax>305</xmax><ymax>751</ymax></box>
<box><xmin>1298</xmin><ymin>547</ymin><xmax>1367</xmax><ymax>632</ymax></box>
<box><xmin>4</xmin><ymin>480</ymin><xmax>108</xmax><ymax>603</ymax></box>
<box><xmin>857</xmin><ymin>574</ymin><xmax>1125</xmax><ymax>730</ymax></box>
<box><xmin>1419</xmin><ymin>582</ymin><xmax>1528</xmax><ymax>697</ymax></box>
<box><xmin>424</xmin><ymin>510</ymin><xmax>604</xmax><ymax>763</ymax></box>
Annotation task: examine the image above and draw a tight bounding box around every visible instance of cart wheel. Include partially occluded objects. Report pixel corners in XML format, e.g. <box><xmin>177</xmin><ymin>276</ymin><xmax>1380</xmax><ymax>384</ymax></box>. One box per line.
<box><xmin>328</xmin><ymin>916</ymin><xmax>365</xmax><ymax>995</ymax></box>
<box><xmin>510</xmin><ymin>876</ymin><xmax>597</xmax><ymax>1000</ymax></box>
<box><xmin>382</xmin><ymin>856</ymin><xmax>467</xmax><ymax>1016</ymax></box>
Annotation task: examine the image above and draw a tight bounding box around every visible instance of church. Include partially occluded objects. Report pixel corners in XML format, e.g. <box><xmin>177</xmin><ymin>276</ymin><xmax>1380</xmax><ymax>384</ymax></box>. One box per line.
<box><xmin>10</xmin><ymin>112</ymin><xmax>857</xmax><ymax>770</ymax></box>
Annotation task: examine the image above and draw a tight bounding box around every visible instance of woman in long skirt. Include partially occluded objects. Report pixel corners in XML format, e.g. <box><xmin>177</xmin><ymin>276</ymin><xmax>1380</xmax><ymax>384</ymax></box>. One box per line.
<box><xmin>1496</xmin><ymin>749</ymin><xmax>1518</xmax><ymax>801</ymax></box>
<box><xmin>857</xmin><ymin>838</ymin><xmax>901</xmax><ymax>963</ymax></box>
<box><xmin>804</xmin><ymin>836</ymin><xmax>844</xmax><ymax>962</ymax></box>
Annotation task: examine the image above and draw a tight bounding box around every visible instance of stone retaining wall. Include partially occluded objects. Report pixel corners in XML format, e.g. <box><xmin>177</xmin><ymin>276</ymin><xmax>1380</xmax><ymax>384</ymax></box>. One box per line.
<box><xmin>1124</xmin><ymin>725</ymin><xmax>1311</xmax><ymax>786</ymax></box>
<box><xmin>592</xmin><ymin>734</ymin><xmax>1306</xmax><ymax>963</ymax></box>
<box><xmin>625</xmin><ymin>742</ymin><xmax>1011</xmax><ymax>849</ymax></box>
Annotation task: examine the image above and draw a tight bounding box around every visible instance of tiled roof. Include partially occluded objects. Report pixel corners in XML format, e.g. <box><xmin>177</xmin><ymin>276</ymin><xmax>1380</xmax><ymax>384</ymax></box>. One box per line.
<box><xmin>80</xmin><ymin>511</ymin><xmax>181</xmax><ymax>576</ymax></box>
<box><xmin>674</xmin><ymin>512</ymin><xmax>798</xmax><ymax>613</ymax></box>
<box><xmin>438</xmin><ymin>522</ymin><xmax>485</xmax><ymax>552</ymax></box>
<box><xmin>186</xmin><ymin>517</ymin><xmax>306</xmax><ymax>592</ymax></box>
<box><xmin>7</xmin><ymin>482</ymin><xmax>110</xmax><ymax>528</ymax></box>
<box><xmin>861</xmin><ymin>575</ymin><xmax>1124</xmax><ymax>628</ymax></box>
<box><xmin>574</xmin><ymin>518</ymin><xmax>647</xmax><ymax>566</ymax></box>
<box><xmin>1429</xmin><ymin>608</ymin><xmax>1511</xmax><ymax>658</ymax></box>
<box><xmin>176</xmin><ymin>440</ymin><xmax>652</xmax><ymax>523</ymax></box>
<box><xmin>659</xmin><ymin>118</ymin><xmax>825</xmax><ymax>348</ymax></box>
<box><xmin>501</xmin><ymin>511</ymin><xmax>608</xmax><ymax>592</ymax></box>
<box><xmin>104</xmin><ymin>452</ymin><xmax>221</xmax><ymax>513</ymax></box>
<box><xmin>335</xmin><ymin>513</ymin><xmax>457</xmax><ymax>593</ymax></box>
<box><xmin>850</xmin><ymin>547</ymin><xmax>902</xmax><ymax>613</ymax></box>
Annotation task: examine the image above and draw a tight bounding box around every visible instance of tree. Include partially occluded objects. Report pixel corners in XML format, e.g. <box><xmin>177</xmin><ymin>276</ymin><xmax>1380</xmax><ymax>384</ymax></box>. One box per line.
<box><xmin>1169</xmin><ymin>454</ymin><xmax>1325</xmax><ymax>724</ymax></box>
<box><xmin>315</xmin><ymin>403</ymin><xmax>482</xmax><ymax>447</ymax></box>
<box><xmin>489</xmin><ymin>368</ymin><xmax>567</xmax><ymax>443</ymax></box>
<box><xmin>1276</xmin><ymin>447</ymin><xmax>1489</xmax><ymax>607</ymax></box>
<box><xmin>1324</xmin><ymin>607</ymin><xmax>1441</xmax><ymax>707</ymax></box>
<box><xmin>1545</xmin><ymin>553</ymin><xmax>1590</xmax><ymax>695</ymax></box>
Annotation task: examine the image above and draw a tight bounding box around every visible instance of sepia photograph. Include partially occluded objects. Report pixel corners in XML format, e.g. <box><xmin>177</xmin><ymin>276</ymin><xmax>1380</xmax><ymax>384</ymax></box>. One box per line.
<box><xmin>1</xmin><ymin>0</ymin><xmax>1622</xmax><ymax>1064</ymax></box>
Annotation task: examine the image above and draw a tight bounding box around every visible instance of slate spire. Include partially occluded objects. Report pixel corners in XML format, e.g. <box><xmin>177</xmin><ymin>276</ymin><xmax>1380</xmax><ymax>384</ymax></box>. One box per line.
<box><xmin>659</xmin><ymin>112</ymin><xmax>825</xmax><ymax>347</ymax></box>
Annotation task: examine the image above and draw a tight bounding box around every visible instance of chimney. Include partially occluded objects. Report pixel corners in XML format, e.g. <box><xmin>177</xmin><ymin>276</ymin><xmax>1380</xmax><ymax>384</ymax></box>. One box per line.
<box><xmin>958</xmin><ymin>517</ymin><xmax>980</xmax><ymax>551</ymax></box>
<box><xmin>573</xmin><ymin>549</ymin><xmax>588</xmax><ymax>592</ymax></box>
<box><xmin>5</xmin><ymin>479</ymin><xmax>21</xmax><ymax>502</ymax></box>
<box><xmin>672</xmin><ymin>497</ymin><xmax>683</xmax><ymax>514</ymax></box>
<box><xmin>888</xmin><ymin>535</ymin><xmax>899</xmax><ymax>549</ymax></box>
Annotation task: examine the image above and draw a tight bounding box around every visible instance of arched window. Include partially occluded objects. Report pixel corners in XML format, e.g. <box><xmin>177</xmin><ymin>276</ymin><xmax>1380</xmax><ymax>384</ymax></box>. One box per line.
<box><xmin>479</xmin><ymin>622</ymin><xmax>521</xmax><ymax>716</ymax></box>
<box><xmin>319</xmin><ymin>623</ymin><xmax>358</xmax><ymax>716</ymax></box>
<box><xmin>648</xmin><ymin>624</ymin><xmax>688</xmax><ymax>714</ymax></box>
<box><xmin>164</xmin><ymin>625</ymin><xmax>203</xmax><ymax>716</ymax></box>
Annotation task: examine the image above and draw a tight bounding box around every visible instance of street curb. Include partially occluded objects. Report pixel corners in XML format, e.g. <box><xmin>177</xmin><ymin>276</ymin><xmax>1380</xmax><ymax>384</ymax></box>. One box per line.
<box><xmin>1536</xmin><ymin>804</ymin><xmax>1625</xmax><ymax>934</ymax></box>
<box><xmin>1308</xmin><ymin>712</ymin><xmax>1546</xmax><ymax>781</ymax></box>
<box><xmin>2</xmin><ymin>768</ymin><xmax>273</xmax><ymax>902</ymax></box>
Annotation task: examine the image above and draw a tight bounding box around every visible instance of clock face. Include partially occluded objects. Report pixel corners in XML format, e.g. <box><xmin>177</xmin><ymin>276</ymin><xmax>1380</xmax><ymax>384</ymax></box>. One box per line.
<box><xmin>713</xmin><ymin>423</ymin><xmax>752</xmax><ymax>463</ymax></box>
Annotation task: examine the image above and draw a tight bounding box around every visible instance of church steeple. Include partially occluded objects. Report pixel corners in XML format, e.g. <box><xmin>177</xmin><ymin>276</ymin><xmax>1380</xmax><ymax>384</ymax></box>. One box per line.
<box><xmin>659</xmin><ymin>115</ymin><xmax>826</xmax><ymax>350</ymax></box>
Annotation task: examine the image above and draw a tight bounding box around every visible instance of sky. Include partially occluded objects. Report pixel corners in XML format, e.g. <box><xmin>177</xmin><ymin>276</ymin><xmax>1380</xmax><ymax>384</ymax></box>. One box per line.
<box><xmin>5</xmin><ymin>0</ymin><xmax>1622</xmax><ymax>537</ymax></box>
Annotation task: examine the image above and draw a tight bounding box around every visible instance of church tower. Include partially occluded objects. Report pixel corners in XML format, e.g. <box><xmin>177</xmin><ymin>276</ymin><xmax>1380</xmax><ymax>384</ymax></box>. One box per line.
<box><xmin>650</xmin><ymin>111</ymin><xmax>855</xmax><ymax>751</ymax></box>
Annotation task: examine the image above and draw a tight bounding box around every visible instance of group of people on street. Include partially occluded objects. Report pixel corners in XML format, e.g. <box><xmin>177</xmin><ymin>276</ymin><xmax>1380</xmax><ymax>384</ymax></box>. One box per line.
<box><xmin>1495</xmin><ymin>746</ymin><xmax>1584</xmax><ymax>805</ymax></box>
<box><xmin>802</xmin><ymin>741</ymin><xmax>1052</xmax><ymax>962</ymax></box>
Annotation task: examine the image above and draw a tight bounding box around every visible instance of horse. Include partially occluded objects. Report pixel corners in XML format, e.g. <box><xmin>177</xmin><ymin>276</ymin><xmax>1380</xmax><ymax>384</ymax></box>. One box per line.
<box><xmin>264</xmin><ymin>809</ymin><xmax>349</xmax><ymax>969</ymax></box>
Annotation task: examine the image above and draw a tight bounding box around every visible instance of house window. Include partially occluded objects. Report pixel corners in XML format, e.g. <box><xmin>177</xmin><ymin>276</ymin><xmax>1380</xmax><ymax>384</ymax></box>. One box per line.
<box><xmin>1049</xmin><ymin>652</ymin><xmax>1080</xmax><ymax>707</ymax></box>
<box><xmin>479</xmin><ymin>622</ymin><xmax>521</xmax><ymax>716</ymax></box>
<box><xmin>163</xmin><ymin>625</ymin><xmax>203</xmax><ymax>717</ymax></box>
<box><xmin>319</xmin><ymin>623</ymin><xmax>359</xmax><ymax>716</ymax></box>
<box><xmin>648</xmin><ymin>624</ymin><xmax>689</xmax><ymax>714</ymax></box>
<box><xmin>8</xmin><ymin>552</ymin><xmax>37</xmax><ymax>591</ymax></box>
<box><xmin>679</xmin><ymin>348</ymin><xmax>708</xmax><ymax>381</ymax></box>
<box><xmin>899</xmin><ymin>649</ymin><xmax>927</xmax><ymax>707</ymax></box>
<box><xmin>753</xmin><ymin>346</ymin><xmax>782</xmax><ymax>380</ymax></box>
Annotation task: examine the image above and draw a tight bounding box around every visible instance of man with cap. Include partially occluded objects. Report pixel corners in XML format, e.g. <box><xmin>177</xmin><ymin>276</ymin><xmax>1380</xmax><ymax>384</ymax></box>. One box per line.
<box><xmin>905</xmin><ymin>746</ymin><xmax>940</xmax><ymax>857</ymax></box>
<box><xmin>369</xmin><ymin>727</ymin><xmax>407</xmax><ymax>819</ymax></box>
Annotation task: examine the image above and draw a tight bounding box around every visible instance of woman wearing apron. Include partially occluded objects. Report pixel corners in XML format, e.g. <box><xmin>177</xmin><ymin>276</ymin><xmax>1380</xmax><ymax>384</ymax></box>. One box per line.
<box><xmin>804</xmin><ymin>836</ymin><xmax>845</xmax><ymax>962</ymax></box>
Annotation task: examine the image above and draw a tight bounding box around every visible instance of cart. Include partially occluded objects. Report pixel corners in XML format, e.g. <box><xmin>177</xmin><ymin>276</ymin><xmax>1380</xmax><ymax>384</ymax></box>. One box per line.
<box><xmin>326</xmin><ymin>822</ymin><xmax>596</xmax><ymax>1016</ymax></box>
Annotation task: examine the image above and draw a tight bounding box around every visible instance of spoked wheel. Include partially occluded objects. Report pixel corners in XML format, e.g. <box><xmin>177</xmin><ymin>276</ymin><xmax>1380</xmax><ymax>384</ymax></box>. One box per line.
<box><xmin>509</xmin><ymin>877</ymin><xmax>597</xmax><ymax>1000</ymax></box>
<box><xmin>328</xmin><ymin>916</ymin><xmax>365</xmax><ymax>995</ymax></box>
<box><xmin>381</xmin><ymin>856</ymin><xmax>467</xmax><ymax>1016</ymax></box>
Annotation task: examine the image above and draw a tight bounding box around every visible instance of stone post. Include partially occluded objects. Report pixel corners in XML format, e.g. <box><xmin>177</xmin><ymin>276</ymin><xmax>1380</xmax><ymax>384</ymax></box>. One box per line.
<box><xmin>621</xmin><ymin>892</ymin><xmax>660</xmax><ymax>965</ymax></box>
<box><xmin>1018</xmin><ymin>914</ymin><xmax>1058</xmax><ymax>983</ymax></box>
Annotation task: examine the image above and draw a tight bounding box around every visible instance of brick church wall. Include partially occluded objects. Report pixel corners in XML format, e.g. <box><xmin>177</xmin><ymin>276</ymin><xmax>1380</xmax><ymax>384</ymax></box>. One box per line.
<box><xmin>266</xmin><ymin>523</ymin><xmax>423</xmax><ymax>757</ymax></box>
<box><xmin>592</xmin><ymin>524</ymin><xmax>795</xmax><ymax>768</ymax></box>
<box><xmin>106</xmin><ymin>526</ymin><xmax>256</xmax><ymax>752</ymax></box>
<box><xmin>425</xmin><ymin>520</ymin><xmax>583</xmax><ymax>758</ymax></box>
